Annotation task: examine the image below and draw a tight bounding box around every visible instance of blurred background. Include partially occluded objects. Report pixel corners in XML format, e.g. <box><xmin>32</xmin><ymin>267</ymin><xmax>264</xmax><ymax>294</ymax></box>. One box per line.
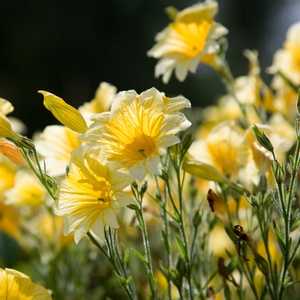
<box><xmin>0</xmin><ymin>0</ymin><xmax>299</xmax><ymax>135</ymax></box>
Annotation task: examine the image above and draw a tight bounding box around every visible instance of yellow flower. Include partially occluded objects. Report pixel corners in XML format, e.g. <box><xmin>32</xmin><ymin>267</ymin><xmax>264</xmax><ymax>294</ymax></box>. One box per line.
<box><xmin>208</xmin><ymin>225</ymin><xmax>234</xmax><ymax>256</ymax></box>
<box><xmin>270</xmin><ymin>22</ymin><xmax>300</xmax><ymax>84</ymax></box>
<box><xmin>0</xmin><ymin>268</ymin><xmax>52</xmax><ymax>299</ymax></box>
<box><xmin>84</xmin><ymin>88</ymin><xmax>191</xmax><ymax>180</ymax></box>
<box><xmin>148</xmin><ymin>0</ymin><xmax>227</xmax><ymax>83</ymax></box>
<box><xmin>234</xmin><ymin>50</ymin><xmax>274</xmax><ymax>111</ymax></box>
<box><xmin>0</xmin><ymin>202</ymin><xmax>20</xmax><ymax>240</ymax></box>
<box><xmin>5</xmin><ymin>170</ymin><xmax>46</xmax><ymax>207</ymax></box>
<box><xmin>0</xmin><ymin>114</ymin><xmax>17</xmax><ymax>139</ymax></box>
<box><xmin>79</xmin><ymin>82</ymin><xmax>117</xmax><ymax>115</ymax></box>
<box><xmin>56</xmin><ymin>149</ymin><xmax>133</xmax><ymax>243</ymax></box>
<box><xmin>0</xmin><ymin>98</ymin><xmax>25</xmax><ymax>139</ymax></box>
<box><xmin>0</xmin><ymin>155</ymin><xmax>16</xmax><ymax>198</ymax></box>
<box><xmin>39</xmin><ymin>90</ymin><xmax>87</xmax><ymax>133</ymax></box>
<box><xmin>189</xmin><ymin>122</ymin><xmax>248</xmax><ymax>179</ymax></box>
<box><xmin>272</xmin><ymin>75</ymin><xmax>298</xmax><ymax>121</ymax></box>
<box><xmin>38</xmin><ymin>214</ymin><xmax>73</xmax><ymax>248</ymax></box>
<box><xmin>35</xmin><ymin>125</ymin><xmax>80</xmax><ymax>177</ymax></box>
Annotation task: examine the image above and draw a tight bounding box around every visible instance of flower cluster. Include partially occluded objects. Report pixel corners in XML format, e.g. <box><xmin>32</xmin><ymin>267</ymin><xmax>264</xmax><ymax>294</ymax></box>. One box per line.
<box><xmin>1</xmin><ymin>1</ymin><xmax>300</xmax><ymax>299</ymax></box>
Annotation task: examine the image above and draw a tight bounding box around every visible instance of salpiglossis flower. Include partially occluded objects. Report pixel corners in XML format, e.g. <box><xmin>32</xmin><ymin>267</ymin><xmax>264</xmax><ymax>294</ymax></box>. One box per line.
<box><xmin>79</xmin><ymin>81</ymin><xmax>117</xmax><ymax>115</ymax></box>
<box><xmin>0</xmin><ymin>268</ymin><xmax>52</xmax><ymax>299</ymax></box>
<box><xmin>148</xmin><ymin>0</ymin><xmax>227</xmax><ymax>83</ymax></box>
<box><xmin>5</xmin><ymin>170</ymin><xmax>46</xmax><ymax>207</ymax></box>
<box><xmin>84</xmin><ymin>88</ymin><xmax>191</xmax><ymax>180</ymax></box>
<box><xmin>56</xmin><ymin>148</ymin><xmax>133</xmax><ymax>243</ymax></box>
<box><xmin>35</xmin><ymin>125</ymin><xmax>80</xmax><ymax>177</ymax></box>
<box><xmin>189</xmin><ymin>122</ymin><xmax>248</xmax><ymax>179</ymax></box>
<box><xmin>270</xmin><ymin>22</ymin><xmax>300</xmax><ymax>84</ymax></box>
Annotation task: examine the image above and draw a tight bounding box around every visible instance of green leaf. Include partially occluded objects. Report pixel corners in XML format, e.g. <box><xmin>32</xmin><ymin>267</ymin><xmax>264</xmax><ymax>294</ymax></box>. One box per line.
<box><xmin>130</xmin><ymin>248</ymin><xmax>148</xmax><ymax>264</ymax></box>
<box><xmin>175</xmin><ymin>236</ymin><xmax>186</xmax><ymax>259</ymax></box>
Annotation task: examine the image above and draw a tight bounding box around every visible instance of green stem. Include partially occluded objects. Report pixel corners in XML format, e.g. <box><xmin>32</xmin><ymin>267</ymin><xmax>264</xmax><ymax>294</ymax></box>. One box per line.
<box><xmin>87</xmin><ymin>232</ymin><xmax>136</xmax><ymax>300</ymax></box>
<box><xmin>133</xmin><ymin>186</ymin><xmax>157</xmax><ymax>300</ymax></box>
<box><xmin>175</xmin><ymin>166</ymin><xmax>194</xmax><ymax>300</ymax></box>
<box><xmin>156</xmin><ymin>176</ymin><xmax>172</xmax><ymax>300</ymax></box>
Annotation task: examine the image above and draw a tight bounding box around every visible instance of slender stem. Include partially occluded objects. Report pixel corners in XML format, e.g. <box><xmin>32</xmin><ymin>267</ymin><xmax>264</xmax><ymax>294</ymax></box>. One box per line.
<box><xmin>87</xmin><ymin>232</ymin><xmax>136</xmax><ymax>300</ymax></box>
<box><xmin>156</xmin><ymin>176</ymin><xmax>172</xmax><ymax>300</ymax></box>
<box><xmin>175</xmin><ymin>166</ymin><xmax>194</xmax><ymax>300</ymax></box>
<box><xmin>133</xmin><ymin>185</ymin><xmax>157</xmax><ymax>300</ymax></box>
<box><xmin>278</xmin><ymin>138</ymin><xmax>300</xmax><ymax>300</ymax></box>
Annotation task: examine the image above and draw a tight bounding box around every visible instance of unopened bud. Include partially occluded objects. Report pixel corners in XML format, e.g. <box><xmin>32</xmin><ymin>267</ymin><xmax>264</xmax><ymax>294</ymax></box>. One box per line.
<box><xmin>39</xmin><ymin>90</ymin><xmax>87</xmax><ymax>133</ymax></box>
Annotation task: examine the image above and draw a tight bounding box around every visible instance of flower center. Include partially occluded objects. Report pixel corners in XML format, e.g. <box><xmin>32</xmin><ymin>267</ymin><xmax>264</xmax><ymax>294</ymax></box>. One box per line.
<box><xmin>95</xmin><ymin>179</ymin><xmax>113</xmax><ymax>207</ymax></box>
<box><xmin>207</xmin><ymin>140</ymin><xmax>239</xmax><ymax>177</ymax></box>
<box><xmin>171</xmin><ymin>20</ymin><xmax>212</xmax><ymax>59</ymax></box>
<box><xmin>125</xmin><ymin>134</ymin><xmax>156</xmax><ymax>160</ymax></box>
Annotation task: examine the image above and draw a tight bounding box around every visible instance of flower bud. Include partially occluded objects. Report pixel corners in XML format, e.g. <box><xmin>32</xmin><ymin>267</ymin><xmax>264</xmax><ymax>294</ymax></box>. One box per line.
<box><xmin>39</xmin><ymin>90</ymin><xmax>87</xmax><ymax>133</ymax></box>
<box><xmin>183</xmin><ymin>159</ymin><xmax>227</xmax><ymax>183</ymax></box>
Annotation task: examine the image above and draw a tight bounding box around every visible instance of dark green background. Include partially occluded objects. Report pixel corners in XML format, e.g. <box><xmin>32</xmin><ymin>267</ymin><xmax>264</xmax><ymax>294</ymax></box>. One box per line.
<box><xmin>0</xmin><ymin>0</ymin><xmax>298</xmax><ymax>135</ymax></box>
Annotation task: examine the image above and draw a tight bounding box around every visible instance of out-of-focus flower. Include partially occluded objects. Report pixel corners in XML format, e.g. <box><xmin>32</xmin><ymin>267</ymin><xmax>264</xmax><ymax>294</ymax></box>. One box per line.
<box><xmin>0</xmin><ymin>202</ymin><xmax>20</xmax><ymax>240</ymax></box>
<box><xmin>0</xmin><ymin>156</ymin><xmax>16</xmax><ymax>199</ymax></box>
<box><xmin>270</xmin><ymin>22</ymin><xmax>300</xmax><ymax>84</ymax></box>
<box><xmin>84</xmin><ymin>88</ymin><xmax>191</xmax><ymax>180</ymax></box>
<box><xmin>0</xmin><ymin>98</ymin><xmax>25</xmax><ymax>139</ymax></box>
<box><xmin>0</xmin><ymin>139</ymin><xmax>24</xmax><ymax>165</ymax></box>
<box><xmin>35</xmin><ymin>125</ymin><xmax>80</xmax><ymax>177</ymax></box>
<box><xmin>0</xmin><ymin>268</ymin><xmax>52</xmax><ymax>299</ymax></box>
<box><xmin>197</xmin><ymin>97</ymin><xmax>242</xmax><ymax>139</ymax></box>
<box><xmin>0</xmin><ymin>114</ymin><xmax>17</xmax><ymax>139</ymax></box>
<box><xmin>38</xmin><ymin>214</ymin><xmax>73</xmax><ymax>248</ymax></box>
<box><xmin>39</xmin><ymin>90</ymin><xmax>87</xmax><ymax>133</ymax></box>
<box><xmin>5</xmin><ymin>170</ymin><xmax>46</xmax><ymax>207</ymax></box>
<box><xmin>233</xmin><ymin>50</ymin><xmax>274</xmax><ymax>111</ymax></box>
<box><xmin>56</xmin><ymin>149</ymin><xmax>133</xmax><ymax>243</ymax></box>
<box><xmin>209</xmin><ymin>225</ymin><xmax>234</xmax><ymax>256</ymax></box>
<box><xmin>272</xmin><ymin>75</ymin><xmax>298</xmax><ymax>121</ymax></box>
<box><xmin>189</xmin><ymin>122</ymin><xmax>248</xmax><ymax>179</ymax></box>
<box><xmin>148</xmin><ymin>0</ymin><xmax>227</xmax><ymax>83</ymax></box>
<box><xmin>79</xmin><ymin>82</ymin><xmax>117</xmax><ymax>116</ymax></box>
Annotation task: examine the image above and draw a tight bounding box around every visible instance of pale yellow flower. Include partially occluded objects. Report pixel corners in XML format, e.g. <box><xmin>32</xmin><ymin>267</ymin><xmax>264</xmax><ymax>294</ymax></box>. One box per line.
<box><xmin>5</xmin><ymin>170</ymin><xmax>46</xmax><ymax>207</ymax></box>
<box><xmin>271</xmin><ymin>75</ymin><xmax>298</xmax><ymax>121</ymax></box>
<box><xmin>35</xmin><ymin>125</ymin><xmax>80</xmax><ymax>177</ymax></box>
<box><xmin>84</xmin><ymin>88</ymin><xmax>191</xmax><ymax>180</ymax></box>
<box><xmin>270</xmin><ymin>22</ymin><xmax>300</xmax><ymax>84</ymax></box>
<box><xmin>39</xmin><ymin>90</ymin><xmax>87</xmax><ymax>133</ymax></box>
<box><xmin>240</xmin><ymin>116</ymin><xmax>295</xmax><ymax>188</ymax></box>
<box><xmin>0</xmin><ymin>114</ymin><xmax>17</xmax><ymax>139</ymax></box>
<box><xmin>234</xmin><ymin>50</ymin><xmax>274</xmax><ymax>111</ymax></box>
<box><xmin>79</xmin><ymin>82</ymin><xmax>117</xmax><ymax>116</ymax></box>
<box><xmin>56</xmin><ymin>149</ymin><xmax>133</xmax><ymax>243</ymax></box>
<box><xmin>189</xmin><ymin>122</ymin><xmax>248</xmax><ymax>179</ymax></box>
<box><xmin>0</xmin><ymin>268</ymin><xmax>52</xmax><ymax>299</ymax></box>
<box><xmin>148</xmin><ymin>0</ymin><xmax>227</xmax><ymax>83</ymax></box>
<box><xmin>0</xmin><ymin>98</ymin><xmax>25</xmax><ymax>138</ymax></box>
<box><xmin>38</xmin><ymin>214</ymin><xmax>73</xmax><ymax>248</ymax></box>
<box><xmin>0</xmin><ymin>98</ymin><xmax>14</xmax><ymax>115</ymax></box>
